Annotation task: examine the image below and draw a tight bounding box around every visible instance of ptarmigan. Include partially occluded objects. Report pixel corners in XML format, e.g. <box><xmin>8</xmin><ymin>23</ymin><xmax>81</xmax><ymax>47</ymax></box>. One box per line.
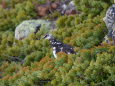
<box><xmin>43</xmin><ymin>34</ymin><xmax>76</xmax><ymax>58</ymax></box>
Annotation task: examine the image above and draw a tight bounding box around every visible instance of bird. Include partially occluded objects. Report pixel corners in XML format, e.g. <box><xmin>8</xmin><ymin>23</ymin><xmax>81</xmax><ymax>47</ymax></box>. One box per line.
<box><xmin>43</xmin><ymin>34</ymin><xmax>76</xmax><ymax>58</ymax></box>
<box><xmin>103</xmin><ymin>3</ymin><xmax>115</xmax><ymax>44</ymax></box>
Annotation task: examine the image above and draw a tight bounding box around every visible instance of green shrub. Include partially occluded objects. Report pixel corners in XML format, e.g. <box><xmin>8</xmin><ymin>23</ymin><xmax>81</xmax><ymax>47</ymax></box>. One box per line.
<box><xmin>0</xmin><ymin>0</ymin><xmax>114</xmax><ymax>86</ymax></box>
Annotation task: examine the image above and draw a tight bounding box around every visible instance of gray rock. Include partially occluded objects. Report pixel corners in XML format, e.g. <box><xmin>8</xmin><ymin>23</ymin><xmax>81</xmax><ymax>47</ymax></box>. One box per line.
<box><xmin>61</xmin><ymin>1</ymin><xmax>76</xmax><ymax>15</ymax></box>
<box><xmin>15</xmin><ymin>20</ymin><xmax>55</xmax><ymax>40</ymax></box>
<box><xmin>103</xmin><ymin>4</ymin><xmax>115</xmax><ymax>30</ymax></box>
<box><xmin>103</xmin><ymin>4</ymin><xmax>115</xmax><ymax>44</ymax></box>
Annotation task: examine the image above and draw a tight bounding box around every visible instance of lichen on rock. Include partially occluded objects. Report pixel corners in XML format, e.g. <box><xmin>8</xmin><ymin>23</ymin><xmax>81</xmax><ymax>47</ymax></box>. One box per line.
<box><xmin>15</xmin><ymin>19</ymin><xmax>55</xmax><ymax>40</ymax></box>
<box><xmin>103</xmin><ymin>4</ymin><xmax>115</xmax><ymax>44</ymax></box>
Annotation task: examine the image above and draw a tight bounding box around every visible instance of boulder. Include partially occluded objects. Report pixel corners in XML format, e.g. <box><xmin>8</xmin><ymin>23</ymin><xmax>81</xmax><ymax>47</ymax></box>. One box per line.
<box><xmin>15</xmin><ymin>20</ymin><xmax>55</xmax><ymax>40</ymax></box>
<box><xmin>36</xmin><ymin>1</ymin><xmax>60</xmax><ymax>17</ymax></box>
<box><xmin>37</xmin><ymin>5</ymin><xmax>50</xmax><ymax>17</ymax></box>
<box><xmin>103</xmin><ymin>4</ymin><xmax>115</xmax><ymax>44</ymax></box>
<box><xmin>51</xmin><ymin>2</ymin><xmax>58</xmax><ymax>10</ymax></box>
<box><xmin>60</xmin><ymin>1</ymin><xmax>78</xmax><ymax>15</ymax></box>
<box><xmin>35</xmin><ymin>0</ymin><xmax>78</xmax><ymax>17</ymax></box>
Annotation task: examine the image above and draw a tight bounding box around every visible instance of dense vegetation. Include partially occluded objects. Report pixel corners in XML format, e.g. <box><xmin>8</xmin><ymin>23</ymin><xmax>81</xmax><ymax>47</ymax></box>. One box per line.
<box><xmin>0</xmin><ymin>0</ymin><xmax>115</xmax><ymax>86</ymax></box>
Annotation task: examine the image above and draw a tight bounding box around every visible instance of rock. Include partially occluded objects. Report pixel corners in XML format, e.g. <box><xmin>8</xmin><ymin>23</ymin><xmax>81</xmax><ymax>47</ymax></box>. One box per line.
<box><xmin>35</xmin><ymin>0</ymin><xmax>78</xmax><ymax>17</ymax></box>
<box><xmin>51</xmin><ymin>2</ymin><xmax>58</xmax><ymax>10</ymax></box>
<box><xmin>68</xmin><ymin>1</ymin><xmax>76</xmax><ymax>10</ymax></box>
<box><xmin>36</xmin><ymin>1</ymin><xmax>60</xmax><ymax>17</ymax></box>
<box><xmin>60</xmin><ymin>1</ymin><xmax>78</xmax><ymax>15</ymax></box>
<box><xmin>15</xmin><ymin>20</ymin><xmax>55</xmax><ymax>40</ymax></box>
<box><xmin>37</xmin><ymin>5</ymin><xmax>50</xmax><ymax>17</ymax></box>
<box><xmin>61</xmin><ymin>4</ymin><xmax>68</xmax><ymax>14</ymax></box>
<box><xmin>65</xmin><ymin>10</ymin><xmax>80</xmax><ymax>15</ymax></box>
<box><xmin>2</xmin><ymin>0</ymin><xmax>7</xmax><ymax>9</ymax></box>
<box><xmin>103</xmin><ymin>4</ymin><xmax>115</xmax><ymax>30</ymax></box>
<box><xmin>64</xmin><ymin>0</ymin><xmax>71</xmax><ymax>4</ymax></box>
<box><xmin>103</xmin><ymin>4</ymin><xmax>115</xmax><ymax>44</ymax></box>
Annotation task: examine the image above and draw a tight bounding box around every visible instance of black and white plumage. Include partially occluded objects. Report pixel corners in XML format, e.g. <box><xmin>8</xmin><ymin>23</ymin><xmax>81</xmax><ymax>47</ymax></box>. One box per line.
<box><xmin>103</xmin><ymin>4</ymin><xmax>115</xmax><ymax>44</ymax></box>
<box><xmin>43</xmin><ymin>34</ymin><xmax>76</xmax><ymax>58</ymax></box>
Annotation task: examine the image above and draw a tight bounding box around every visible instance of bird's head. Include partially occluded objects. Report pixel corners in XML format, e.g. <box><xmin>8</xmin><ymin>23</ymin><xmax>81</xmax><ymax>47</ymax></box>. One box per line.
<box><xmin>43</xmin><ymin>34</ymin><xmax>53</xmax><ymax>40</ymax></box>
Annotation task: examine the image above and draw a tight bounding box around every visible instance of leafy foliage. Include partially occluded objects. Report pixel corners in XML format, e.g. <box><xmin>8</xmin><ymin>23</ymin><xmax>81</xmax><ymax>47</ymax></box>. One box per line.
<box><xmin>0</xmin><ymin>0</ymin><xmax>114</xmax><ymax>86</ymax></box>
<box><xmin>0</xmin><ymin>0</ymin><xmax>37</xmax><ymax>31</ymax></box>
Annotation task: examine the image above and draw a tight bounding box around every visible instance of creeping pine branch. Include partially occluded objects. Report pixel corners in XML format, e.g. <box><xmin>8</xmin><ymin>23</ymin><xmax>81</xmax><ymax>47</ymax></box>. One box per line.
<box><xmin>39</xmin><ymin>79</ymin><xmax>51</xmax><ymax>86</ymax></box>
<box><xmin>2</xmin><ymin>54</ymin><xmax>22</xmax><ymax>62</ymax></box>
